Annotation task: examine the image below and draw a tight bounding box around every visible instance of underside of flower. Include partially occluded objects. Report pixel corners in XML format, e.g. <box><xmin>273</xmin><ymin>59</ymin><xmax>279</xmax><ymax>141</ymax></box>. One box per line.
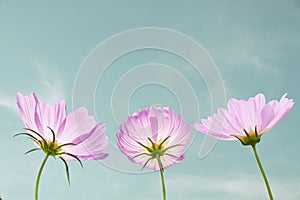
<box><xmin>133</xmin><ymin>136</ymin><xmax>182</xmax><ymax>171</ymax></box>
<box><xmin>232</xmin><ymin>126</ymin><xmax>261</xmax><ymax>146</ymax></box>
<box><xmin>14</xmin><ymin>127</ymin><xmax>83</xmax><ymax>184</ymax></box>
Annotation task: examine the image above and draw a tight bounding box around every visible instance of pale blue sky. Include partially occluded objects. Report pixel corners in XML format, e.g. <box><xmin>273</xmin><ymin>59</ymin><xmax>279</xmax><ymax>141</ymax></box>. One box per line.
<box><xmin>0</xmin><ymin>1</ymin><xmax>300</xmax><ymax>199</ymax></box>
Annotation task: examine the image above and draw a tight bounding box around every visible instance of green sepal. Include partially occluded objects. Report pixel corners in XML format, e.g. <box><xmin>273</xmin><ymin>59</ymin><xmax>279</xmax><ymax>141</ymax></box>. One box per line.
<box><xmin>162</xmin><ymin>144</ymin><xmax>182</xmax><ymax>154</ymax></box>
<box><xmin>141</xmin><ymin>157</ymin><xmax>153</xmax><ymax>170</ymax></box>
<box><xmin>136</xmin><ymin>141</ymin><xmax>152</xmax><ymax>152</ymax></box>
<box><xmin>132</xmin><ymin>152</ymin><xmax>151</xmax><ymax>159</ymax></box>
<box><xmin>58</xmin><ymin>152</ymin><xmax>83</xmax><ymax>168</ymax></box>
<box><xmin>24</xmin><ymin>148</ymin><xmax>41</xmax><ymax>155</ymax></box>
<box><xmin>59</xmin><ymin>157</ymin><xmax>71</xmax><ymax>185</ymax></box>
<box><xmin>25</xmin><ymin>128</ymin><xmax>47</xmax><ymax>144</ymax></box>
<box><xmin>158</xmin><ymin>136</ymin><xmax>170</xmax><ymax>150</ymax></box>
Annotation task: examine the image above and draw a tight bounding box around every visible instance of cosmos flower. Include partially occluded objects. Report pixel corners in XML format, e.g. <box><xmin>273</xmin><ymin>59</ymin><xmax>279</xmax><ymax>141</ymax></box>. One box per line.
<box><xmin>15</xmin><ymin>92</ymin><xmax>109</xmax><ymax>200</ymax></box>
<box><xmin>194</xmin><ymin>93</ymin><xmax>294</xmax><ymax>200</ymax></box>
<box><xmin>117</xmin><ymin>106</ymin><xmax>191</xmax><ymax>200</ymax></box>
<box><xmin>194</xmin><ymin>93</ymin><xmax>294</xmax><ymax>145</ymax></box>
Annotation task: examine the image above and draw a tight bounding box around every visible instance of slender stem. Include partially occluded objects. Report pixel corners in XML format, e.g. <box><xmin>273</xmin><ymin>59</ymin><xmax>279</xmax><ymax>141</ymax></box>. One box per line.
<box><xmin>35</xmin><ymin>153</ymin><xmax>50</xmax><ymax>200</ymax></box>
<box><xmin>159</xmin><ymin>167</ymin><xmax>166</xmax><ymax>200</ymax></box>
<box><xmin>251</xmin><ymin>144</ymin><xmax>274</xmax><ymax>200</ymax></box>
<box><xmin>157</xmin><ymin>157</ymin><xmax>166</xmax><ymax>200</ymax></box>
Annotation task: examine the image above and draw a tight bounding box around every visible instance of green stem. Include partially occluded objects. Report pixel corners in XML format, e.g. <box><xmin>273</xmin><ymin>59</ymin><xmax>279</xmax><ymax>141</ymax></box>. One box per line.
<box><xmin>35</xmin><ymin>153</ymin><xmax>50</xmax><ymax>200</ymax></box>
<box><xmin>251</xmin><ymin>144</ymin><xmax>274</xmax><ymax>200</ymax></box>
<box><xmin>159</xmin><ymin>167</ymin><xmax>166</xmax><ymax>200</ymax></box>
<box><xmin>157</xmin><ymin>158</ymin><xmax>166</xmax><ymax>200</ymax></box>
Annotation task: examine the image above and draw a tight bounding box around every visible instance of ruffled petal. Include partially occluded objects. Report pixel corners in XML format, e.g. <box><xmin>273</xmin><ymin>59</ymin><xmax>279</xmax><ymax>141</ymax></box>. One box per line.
<box><xmin>194</xmin><ymin>108</ymin><xmax>239</xmax><ymax>140</ymax></box>
<box><xmin>263</xmin><ymin>94</ymin><xmax>294</xmax><ymax>130</ymax></box>
<box><xmin>16</xmin><ymin>92</ymin><xmax>39</xmax><ymax>131</ymax></box>
<box><xmin>258</xmin><ymin>104</ymin><xmax>275</xmax><ymax>133</ymax></box>
<box><xmin>63</xmin><ymin>123</ymin><xmax>109</xmax><ymax>160</ymax></box>
<box><xmin>17</xmin><ymin>92</ymin><xmax>67</xmax><ymax>140</ymax></box>
<box><xmin>227</xmin><ymin>94</ymin><xmax>265</xmax><ymax>133</ymax></box>
<box><xmin>34</xmin><ymin>100</ymin><xmax>67</xmax><ymax>140</ymax></box>
<box><xmin>195</xmin><ymin>93</ymin><xmax>294</xmax><ymax>142</ymax></box>
<box><xmin>116</xmin><ymin>106</ymin><xmax>191</xmax><ymax>170</ymax></box>
<box><xmin>57</xmin><ymin>107</ymin><xmax>97</xmax><ymax>143</ymax></box>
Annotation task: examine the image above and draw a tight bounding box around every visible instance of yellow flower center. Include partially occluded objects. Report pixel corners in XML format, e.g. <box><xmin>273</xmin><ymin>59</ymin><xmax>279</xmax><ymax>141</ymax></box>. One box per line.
<box><xmin>41</xmin><ymin>140</ymin><xmax>62</xmax><ymax>156</ymax></box>
<box><xmin>233</xmin><ymin>126</ymin><xmax>261</xmax><ymax>146</ymax></box>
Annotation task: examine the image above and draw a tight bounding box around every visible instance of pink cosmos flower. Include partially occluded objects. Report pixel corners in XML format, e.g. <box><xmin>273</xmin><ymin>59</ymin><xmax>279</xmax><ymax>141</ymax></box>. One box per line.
<box><xmin>117</xmin><ymin>106</ymin><xmax>190</xmax><ymax>200</ymax></box>
<box><xmin>117</xmin><ymin>106</ymin><xmax>191</xmax><ymax>171</ymax></box>
<box><xmin>194</xmin><ymin>93</ymin><xmax>294</xmax><ymax>145</ymax></box>
<box><xmin>16</xmin><ymin>92</ymin><xmax>109</xmax><ymax>161</ymax></box>
<box><xmin>15</xmin><ymin>92</ymin><xmax>109</xmax><ymax>200</ymax></box>
<box><xmin>194</xmin><ymin>93</ymin><xmax>294</xmax><ymax>200</ymax></box>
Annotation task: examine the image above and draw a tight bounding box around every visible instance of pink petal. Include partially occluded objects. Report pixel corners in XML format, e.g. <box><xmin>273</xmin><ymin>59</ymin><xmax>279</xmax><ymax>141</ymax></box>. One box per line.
<box><xmin>117</xmin><ymin>126</ymin><xmax>145</xmax><ymax>154</ymax></box>
<box><xmin>16</xmin><ymin>92</ymin><xmax>39</xmax><ymax>131</ymax></box>
<box><xmin>194</xmin><ymin>108</ymin><xmax>239</xmax><ymax>140</ymax></box>
<box><xmin>16</xmin><ymin>92</ymin><xmax>109</xmax><ymax>161</ymax></box>
<box><xmin>123</xmin><ymin>116</ymin><xmax>150</xmax><ymax>144</ymax></box>
<box><xmin>116</xmin><ymin>106</ymin><xmax>191</xmax><ymax>170</ymax></box>
<box><xmin>225</xmin><ymin>94</ymin><xmax>265</xmax><ymax>133</ymax></box>
<box><xmin>150</xmin><ymin>116</ymin><xmax>158</xmax><ymax>141</ymax></box>
<box><xmin>194</xmin><ymin>122</ymin><xmax>234</xmax><ymax>140</ymax></box>
<box><xmin>264</xmin><ymin>94</ymin><xmax>294</xmax><ymax>130</ymax></box>
<box><xmin>63</xmin><ymin>123</ymin><xmax>109</xmax><ymax>160</ymax></box>
<box><xmin>34</xmin><ymin>100</ymin><xmax>67</xmax><ymax>140</ymax></box>
<box><xmin>195</xmin><ymin>93</ymin><xmax>294</xmax><ymax>141</ymax></box>
<box><xmin>17</xmin><ymin>92</ymin><xmax>67</xmax><ymax>140</ymax></box>
<box><xmin>167</xmin><ymin>114</ymin><xmax>191</xmax><ymax>146</ymax></box>
<box><xmin>258</xmin><ymin>104</ymin><xmax>275</xmax><ymax>133</ymax></box>
<box><xmin>57</xmin><ymin>107</ymin><xmax>97</xmax><ymax>143</ymax></box>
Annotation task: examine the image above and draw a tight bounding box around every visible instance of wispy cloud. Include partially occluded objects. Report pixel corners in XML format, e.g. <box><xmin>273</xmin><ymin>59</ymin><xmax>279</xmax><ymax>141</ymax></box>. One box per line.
<box><xmin>0</xmin><ymin>94</ymin><xmax>17</xmax><ymax>113</ymax></box>
<box><xmin>32</xmin><ymin>60</ymin><xmax>66</xmax><ymax>103</ymax></box>
<box><xmin>168</xmin><ymin>173</ymin><xmax>300</xmax><ymax>199</ymax></box>
<box><xmin>0</xmin><ymin>60</ymin><xmax>65</xmax><ymax>114</ymax></box>
<box><xmin>210</xmin><ymin>36</ymin><xmax>286</xmax><ymax>99</ymax></box>
<box><xmin>221</xmin><ymin>38</ymin><xmax>282</xmax><ymax>76</ymax></box>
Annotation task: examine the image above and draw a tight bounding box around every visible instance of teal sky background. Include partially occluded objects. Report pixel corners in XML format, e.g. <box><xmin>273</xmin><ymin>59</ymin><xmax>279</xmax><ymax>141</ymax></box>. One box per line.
<box><xmin>1</xmin><ymin>1</ymin><xmax>300</xmax><ymax>199</ymax></box>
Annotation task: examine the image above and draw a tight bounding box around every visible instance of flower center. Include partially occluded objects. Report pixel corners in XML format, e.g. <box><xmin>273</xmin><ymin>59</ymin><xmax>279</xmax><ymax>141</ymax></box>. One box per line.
<box><xmin>15</xmin><ymin>127</ymin><xmax>77</xmax><ymax>158</ymax></box>
<box><xmin>233</xmin><ymin>126</ymin><xmax>261</xmax><ymax>146</ymax></box>
<box><xmin>147</xmin><ymin>141</ymin><xmax>165</xmax><ymax>159</ymax></box>
<box><xmin>134</xmin><ymin>136</ymin><xmax>182</xmax><ymax>170</ymax></box>
<box><xmin>15</xmin><ymin>127</ymin><xmax>83</xmax><ymax>185</ymax></box>
<box><xmin>41</xmin><ymin>140</ymin><xmax>62</xmax><ymax>156</ymax></box>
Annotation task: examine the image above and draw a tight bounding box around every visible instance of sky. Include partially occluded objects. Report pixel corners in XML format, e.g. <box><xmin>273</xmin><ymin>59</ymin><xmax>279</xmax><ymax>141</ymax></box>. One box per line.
<box><xmin>0</xmin><ymin>0</ymin><xmax>300</xmax><ymax>199</ymax></box>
